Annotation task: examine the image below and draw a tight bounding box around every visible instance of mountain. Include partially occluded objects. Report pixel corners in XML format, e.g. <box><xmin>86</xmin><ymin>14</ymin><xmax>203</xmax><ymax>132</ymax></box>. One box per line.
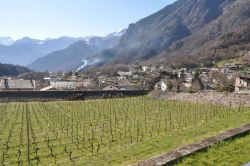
<box><xmin>13</xmin><ymin>37</ymin><xmax>42</xmax><ymax>46</ymax></box>
<box><xmin>28</xmin><ymin>41</ymin><xmax>98</xmax><ymax>72</ymax></box>
<box><xmin>0</xmin><ymin>37</ymin><xmax>80</xmax><ymax>66</ymax></box>
<box><xmin>0</xmin><ymin>63</ymin><xmax>30</xmax><ymax>76</ymax></box>
<box><xmin>156</xmin><ymin>0</ymin><xmax>250</xmax><ymax>66</ymax></box>
<box><xmin>92</xmin><ymin>0</ymin><xmax>250</xmax><ymax>67</ymax></box>
<box><xmin>28</xmin><ymin>29</ymin><xmax>126</xmax><ymax>72</ymax></box>
<box><xmin>0</xmin><ymin>37</ymin><xmax>14</xmax><ymax>46</ymax></box>
<box><xmin>83</xmin><ymin>29</ymin><xmax>126</xmax><ymax>51</ymax></box>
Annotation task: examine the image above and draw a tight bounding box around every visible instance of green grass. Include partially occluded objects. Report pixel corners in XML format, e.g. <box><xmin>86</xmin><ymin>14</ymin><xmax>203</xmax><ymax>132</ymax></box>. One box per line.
<box><xmin>176</xmin><ymin>133</ymin><xmax>250</xmax><ymax>166</ymax></box>
<box><xmin>0</xmin><ymin>97</ymin><xmax>249</xmax><ymax>165</ymax></box>
<box><xmin>216</xmin><ymin>58</ymin><xmax>244</xmax><ymax>67</ymax></box>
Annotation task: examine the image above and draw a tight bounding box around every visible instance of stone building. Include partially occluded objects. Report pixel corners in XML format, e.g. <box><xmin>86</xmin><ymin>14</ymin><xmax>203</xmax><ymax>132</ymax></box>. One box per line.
<box><xmin>235</xmin><ymin>76</ymin><xmax>250</xmax><ymax>94</ymax></box>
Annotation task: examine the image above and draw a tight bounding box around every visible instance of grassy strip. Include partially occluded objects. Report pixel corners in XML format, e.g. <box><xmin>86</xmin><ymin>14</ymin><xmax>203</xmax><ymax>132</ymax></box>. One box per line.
<box><xmin>176</xmin><ymin>133</ymin><xmax>250</xmax><ymax>166</ymax></box>
<box><xmin>107</xmin><ymin>113</ymin><xmax>250</xmax><ymax>166</ymax></box>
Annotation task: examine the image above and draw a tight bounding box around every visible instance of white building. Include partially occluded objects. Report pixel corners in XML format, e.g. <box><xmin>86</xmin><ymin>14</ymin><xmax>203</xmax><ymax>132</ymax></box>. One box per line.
<box><xmin>117</xmin><ymin>71</ymin><xmax>133</xmax><ymax>76</ymax></box>
<box><xmin>235</xmin><ymin>76</ymin><xmax>250</xmax><ymax>94</ymax></box>
<box><xmin>50</xmin><ymin>81</ymin><xmax>76</xmax><ymax>90</ymax></box>
<box><xmin>142</xmin><ymin>66</ymin><xmax>150</xmax><ymax>72</ymax></box>
<box><xmin>155</xmin><ymin>80</ymin><xmax>167</xmax><ymax>91</ymax></box>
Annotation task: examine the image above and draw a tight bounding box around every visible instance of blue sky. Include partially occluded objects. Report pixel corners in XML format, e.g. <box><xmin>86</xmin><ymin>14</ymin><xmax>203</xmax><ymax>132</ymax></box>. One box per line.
<box><xmin>0</xmin><ymin>0</ymin><xmax>176</xmax><ymax>40</ymax></box>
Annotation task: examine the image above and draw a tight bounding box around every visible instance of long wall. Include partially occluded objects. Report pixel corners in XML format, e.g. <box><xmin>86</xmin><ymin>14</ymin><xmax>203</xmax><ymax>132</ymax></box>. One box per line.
<box><xmin>0</xmin><ymin>90</ymin><xmax>150</xmax><ymax>102</ymax></box>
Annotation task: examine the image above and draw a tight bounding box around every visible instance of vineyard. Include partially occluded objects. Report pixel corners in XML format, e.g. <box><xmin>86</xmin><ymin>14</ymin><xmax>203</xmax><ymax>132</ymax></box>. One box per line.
<box><xmin>0</xmin><ymin>97</ymin><xmax>250</xmax><ymax>165</ymax></box>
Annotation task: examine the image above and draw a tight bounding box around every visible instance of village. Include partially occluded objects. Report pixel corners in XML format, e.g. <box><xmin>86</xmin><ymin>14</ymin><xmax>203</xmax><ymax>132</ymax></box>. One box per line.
<box><xmin>0</xmin><ymin>62</ymin><xmax>249</xmax><ymax>94</ymax></box>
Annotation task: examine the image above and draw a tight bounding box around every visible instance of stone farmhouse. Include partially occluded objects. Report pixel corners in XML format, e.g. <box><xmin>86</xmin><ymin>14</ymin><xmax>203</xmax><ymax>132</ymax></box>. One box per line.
<box><xmin>235</xmin><ymin>76</ymin><xmax>250</xmax><ymax>94</ymax></box>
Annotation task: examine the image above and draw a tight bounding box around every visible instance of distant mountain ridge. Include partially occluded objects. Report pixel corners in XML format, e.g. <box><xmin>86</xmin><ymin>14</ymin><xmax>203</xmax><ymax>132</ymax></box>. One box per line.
<box><xmin>13</xmin><ymin>37</ymin><xmax>42</xmax><ymax>46</ymax></box>
<box><xmin>90</xmin><ymin>0</ymin><xmax>250</xmax><ymax>67</ymax></box>
<box><xmin>28</xmin><ymin>29</ymin><xmax>126</xmax><ymax>71</ymax></box>
<box><xmin>82</xmin><ymin>29</ymin><xmax>126</xmax><ymax>51</ymax></box>
<box><xmin>0</xmin><ymin>37</ymin><xmax>80</xmax><ymax>66</ymax></box>
<box><xmin>0</xmin><ymin>37</ymin><xmax>14</xmax><ymax>46</ymax></box>
<box><xmin>28</xmin><ymin>41</ymin><xmax>98</xmax><ymax>72</ymax></box>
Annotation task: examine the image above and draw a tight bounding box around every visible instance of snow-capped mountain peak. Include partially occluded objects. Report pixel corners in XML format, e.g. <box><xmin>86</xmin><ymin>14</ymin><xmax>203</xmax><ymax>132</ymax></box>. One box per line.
<box><xmin>115</xmin><ymin>28</ymin><xmax>127</xmax><ymax>37</ymax></box>
<box><xmin>108</xmin><ymin>28</ymin><xmax>127</xmax><ymax>38</ymax></box>
<box><xmin>0</xmin><ymin>37</ymin><xmax>14</xmax><ymax>46</ymax></box>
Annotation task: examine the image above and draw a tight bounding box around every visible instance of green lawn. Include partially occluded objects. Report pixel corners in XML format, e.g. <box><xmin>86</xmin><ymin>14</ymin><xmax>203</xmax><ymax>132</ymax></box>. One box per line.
<box><xmin>0</xmin><ymin>97</ymin><xmax>249</xmax><ymax>165</ymax></box>
<box><xmin>176</xmin><ymin>133</ymin><xmax>250</xmax><ymax>166</ymax></box>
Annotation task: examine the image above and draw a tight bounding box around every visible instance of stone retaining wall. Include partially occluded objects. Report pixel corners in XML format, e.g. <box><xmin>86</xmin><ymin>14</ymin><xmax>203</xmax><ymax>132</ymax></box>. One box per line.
<box><xmin>150</xmin><ymin>91</ymin><xmax>250</xmax><ymax>106</ymax></box>
<box><xmin>0</xmin><ymin>90</ymin><xmax>150</xmax><ymax>102</ymax></box>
